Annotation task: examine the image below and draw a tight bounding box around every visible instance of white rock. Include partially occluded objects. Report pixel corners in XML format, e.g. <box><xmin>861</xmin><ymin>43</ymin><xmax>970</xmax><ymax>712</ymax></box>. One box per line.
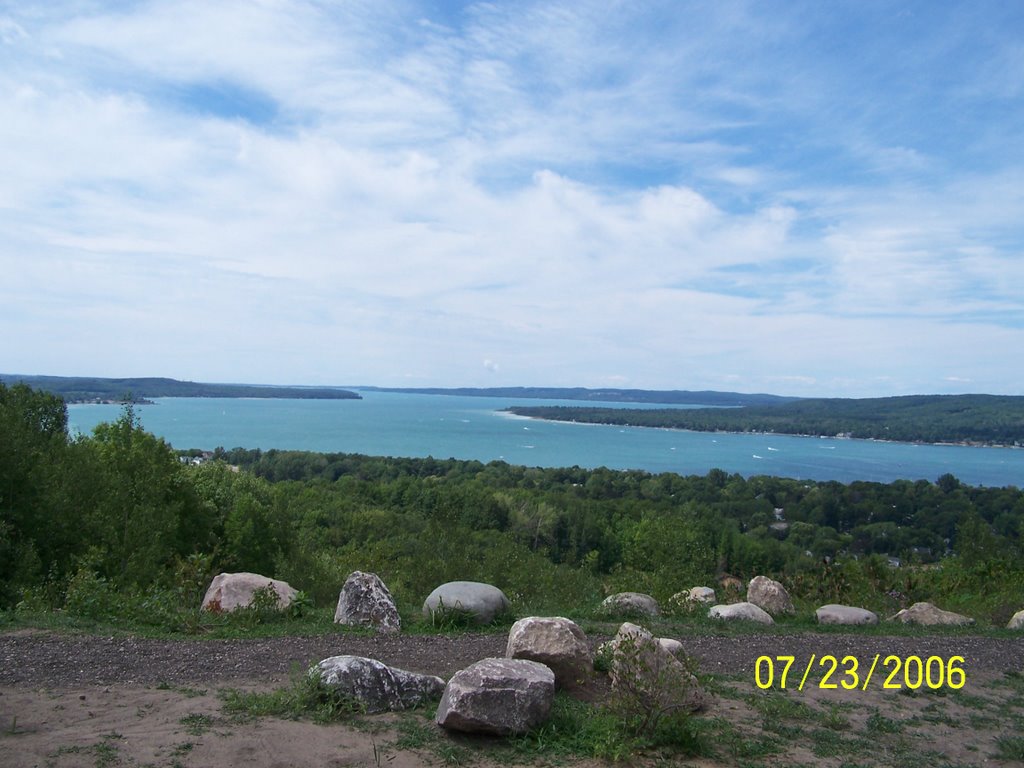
<box><xmin>334</xmin><ymin>571</ymin><xmax>401</xmax><ymax>633</ymax></box>
<box><xmin>600</xmin><ymin>592</ymin><xmax>660</xmax><ymax>618</ymax></box>
<box><xmin>314</xmin><ymin>656</ymin><xmax>445</xmax><ymax>713</ymax></box>
<box><xmin>709</xmin><ymin>602</ymin><xmax>774</xmax><ymax>625</ymax></box>
<box><xmin>506</xmin><ymin>617</ymin><xmax>592</xmax><ymax>689</ymax></box>
<box><xmin>747</xmin><ymin>575</ymin><xmax>794</xmax><ymax>616</ymax></box>
<box><xmin>815</xmin><ymin>604</ymin><xmax>879</xmax><ymax>626</ymax></box>
<box><xmin>1007</xmin><ymin>609</ymin><xmax>1024</xmax><ymax>630</ymax></box>
<box><xmin>422</xmin><ymin>581</ymin><xmax>511</xmax><ymax>625</ymax></box>
<box><xmin>889</xmin><ymin>602</ymin><xmax>974</xmax><ymax>627</ymax></box>
<box><xmin>658</xmin><ymin>637</ymin><xmax>684</xmax><ymax>657</ymax></box>
<box><xmin>201</xmin><ymin>572</ymin><xmax>297</xmax><ymax>613</ymax></box>
<box><xmin>435</xmin><ymin>658</ymin><xmax>554</xmax><ymax>735</ymax></box>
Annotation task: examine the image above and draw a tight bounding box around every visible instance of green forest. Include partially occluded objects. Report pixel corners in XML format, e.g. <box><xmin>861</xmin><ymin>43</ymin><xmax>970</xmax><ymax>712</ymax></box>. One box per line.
<box><xmin>508</xmin><ymin>394</ymin><xmax>1024</xmax><ymax>446</ymax></box>
<box><xmin>3</xmin><ymin>381</ymin><xmax>1023</xmax><ymax>631</ymax></box>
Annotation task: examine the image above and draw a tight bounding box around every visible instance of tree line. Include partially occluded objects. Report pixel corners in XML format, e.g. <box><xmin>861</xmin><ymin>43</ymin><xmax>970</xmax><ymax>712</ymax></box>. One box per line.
<box><xmin>507</xmin><ymin>393</ymin><xmax>1024</xmax><ymax>445</ymax></box>
<box><xmin>2</xmin><ymin>382</ymin><xmax>1022</xmax><ymax>628</ymax></box>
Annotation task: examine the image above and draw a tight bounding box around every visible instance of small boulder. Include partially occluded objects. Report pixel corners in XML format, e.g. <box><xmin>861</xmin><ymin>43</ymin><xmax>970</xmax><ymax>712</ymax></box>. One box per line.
<box><xmin>668</xmin><ymin>587</ymin><xmax>716</xmax><ymax>613</ymax></box>
<box><xmin>314</xmin><ymin>656</ymin><xmax>445</xmax><ymax>714</ymax></box>
<box><xmin>889</xmin><ymin>602</ymin><xmax>974</xmax><ymax>627</ymax></box>
<box><xmin>201</xmin><ymin>572</ymin><xmax>297</xmax><ymax>613</ymax></box>
<box><xmin>600</xmin><ymin>592</ymin><xmax>660</xmax><ymax>619</ymax></box>
<box><xmin>334</xmin><ymin>571</ymin><xmax>401</xmax><ymax>633</ymax></box>
<box><xmin>709</xmin><ymin>602</ymin><xmax>774</xmax><ymax>625</ymax></box>
<box><xmin>604</xmin><ymin>623</ymin><xmax>709</xmax><ymax>713</ymax></box>
<box><xmin>423</xmin><ymin>581</ymin><xmax>511</xmax><ymax>625</ymax></box>
<box><xmin>816</xmin><ymin>604</ymin><xmax>879</xmax><ymax>626</ymax></box>
<box><xmin>747</xmin><ymin>576</ymin><xmax>794</xmax><ymax>616</ymax></box>
<box><xmin>658</xmin><ymin>637</ymin><xmax>684</xmax><ymax>657</ymax></box>
<box><xmin>506</xmin><ymin>616</ymin><xmax>592</xmax><ymax>689</ymax></box>
<box><xmin>1007</xmin><ymin>610</ymin><xmax>1024</xmax><ymax>630</ymax></box>
<box><xmin>435</xmin><ymin>658</ymin><xmax>554</xmax><ymax>736</ymax></box>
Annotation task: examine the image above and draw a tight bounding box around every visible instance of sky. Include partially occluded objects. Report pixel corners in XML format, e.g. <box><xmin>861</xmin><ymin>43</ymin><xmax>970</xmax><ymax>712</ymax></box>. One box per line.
<box><xmin>2</xmin><ymin>0</ymin><xmax>1023</xmax><ymax>397</ymax></box>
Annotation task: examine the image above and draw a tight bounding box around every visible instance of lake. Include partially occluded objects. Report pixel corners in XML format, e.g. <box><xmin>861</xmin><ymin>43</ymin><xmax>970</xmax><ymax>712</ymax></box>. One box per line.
<box><xmin>66</xmin><ymin>390</ymin><xmax>1024</xmax><ymax>486</ymax></box>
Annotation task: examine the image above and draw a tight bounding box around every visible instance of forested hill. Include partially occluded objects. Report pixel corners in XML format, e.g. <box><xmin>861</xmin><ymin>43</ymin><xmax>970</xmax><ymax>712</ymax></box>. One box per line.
<box><xmin>507</xmin><ymin>394</ymin><xmax>1024</xmax><ymax>446</ymax></box>
<box><xmin>0</xmin><ymin>375</ymin><xmax>361</xmax><ymax>403</ymax></box>
<box><xmin>360</xmin><ymin>386</ymin><xmax>797</xmax><ymax>407</ymax></box>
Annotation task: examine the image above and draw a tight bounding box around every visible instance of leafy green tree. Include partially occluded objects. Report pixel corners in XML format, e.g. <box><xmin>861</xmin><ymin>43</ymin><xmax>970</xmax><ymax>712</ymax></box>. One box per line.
<box><xmin>84</xmin><ymin>405</ymin><xmax>200</xmax><ymax>588</ymax></box>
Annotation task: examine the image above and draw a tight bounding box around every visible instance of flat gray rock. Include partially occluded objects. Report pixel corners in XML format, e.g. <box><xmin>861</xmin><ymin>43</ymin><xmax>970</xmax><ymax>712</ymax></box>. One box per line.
<box><xmin>889</xmin><ymin>602</ymin><xmax>974</xmax><ymax>627</ymax></box>
<box><xmin>816</xmin><ymin>604</ymin><xmax>879</xmax><ymax>626</ymax></box>
<box><xmin>314</xmin><ymin>655</ymin><xmax>445</xmax><ymax>713</ymax></box>
<box><xmin>709</xmin><ymin>601</ymin><xmax>774</xmax><ymax>625</ymax></box>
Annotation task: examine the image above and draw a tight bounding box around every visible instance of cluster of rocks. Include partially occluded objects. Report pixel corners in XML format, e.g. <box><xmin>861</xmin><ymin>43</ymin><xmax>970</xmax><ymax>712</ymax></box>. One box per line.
<box><xmin>201</xmin><ymin>572</ymin><xmax>511</xmax><ymax>633</ymax></box>
<box><xmin>200</xmin><ymin>571</ymin><xmax>1022</xmax><ymax>640</ymax></box>
<box><xmin>309</xmin><ymin>614</ymin><xmax>708</xmax><ymax>736</ymax></box>
<box><xmin>199</xmin><ymin>571</ymin><xmax>714</xmax><ymax>737</ymax></box>
<box><xmin>599</xmin><ymin>575</ymin><xmax>1001</xmax><ymax>628</ymax></box>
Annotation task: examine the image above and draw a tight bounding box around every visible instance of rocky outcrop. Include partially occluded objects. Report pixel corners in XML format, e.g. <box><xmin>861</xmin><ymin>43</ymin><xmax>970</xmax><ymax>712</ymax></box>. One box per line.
<box><xmin>746</xmin><ymin>575</ymin><xmax>794</xmax><ymax>616</ymax></box>
<box><xmin>422</xmin><ymin>581</ymin><xmax>511</xmax><ymax>625</ymax></box>
<box><xmin>603</xmin><ymin>623</ymin><xmax>709</xmax><ymax>713</ymax></box>
<box><xmin>201</xmin><ymin>572</ymin><xmax>297</xmax><ymax>613</ymax></box>
<box><xmin>889</xmin><ymin>602</ymin><xmax>974</xmax><ymax>627</ymax></box>
<box><xmin>600</xmin><ymin>592</ymin><xmax>660</xmax><ymax>619</ymax></box>
<box><xmin>1008</xmin><ymin>610</ymin><xmax>1024</xmax><ymax>630</ymax></box>
<box><xmin>506</xmin><ymin>616</ymin><xmax>592</xmax><ymax>689</ymax></box>
<box><xmin>313</xmin><ymin>656</ymin><xmax>445</xmax><ymax>713</ymax></box>
<box><xmin>815</xmin><ymin>604</ymin><xmax>879</xmax><ymax>626</ymax></box>
<box><xmin>435</xmin><ymin>658</ymin><xmax>555</xmax><ymax>735</ymax></box>
<box><xmin>334</xmin><ymin>571</ymin><xmax>401</xmax><ymax>633</ymax></box>
<box><xmin>709</xmin><ymin>601</ymin><xmax>774</xmax><ymax>625</ymax></box>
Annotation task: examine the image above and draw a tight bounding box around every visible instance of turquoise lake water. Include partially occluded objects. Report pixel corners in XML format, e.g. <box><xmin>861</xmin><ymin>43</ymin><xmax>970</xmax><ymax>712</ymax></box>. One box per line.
<box><xmin>66</xmin><ymin>390</ymin><xmax>1024</xmax><ymax>486</ymax></box>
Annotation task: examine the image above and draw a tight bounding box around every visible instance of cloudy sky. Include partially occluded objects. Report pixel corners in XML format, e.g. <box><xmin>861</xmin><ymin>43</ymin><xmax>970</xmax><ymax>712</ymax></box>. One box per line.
<box><xmin>2</xmin><ymin>1</ymin><xmax>1022</xmax><ymax>397</ymax></box>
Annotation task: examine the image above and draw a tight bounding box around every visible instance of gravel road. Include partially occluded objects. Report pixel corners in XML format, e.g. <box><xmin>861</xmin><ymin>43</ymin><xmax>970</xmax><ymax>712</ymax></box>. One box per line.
<box><xmin>3</xmin><ymin>628</ymin><xmax>1021</xmax><ymax>687</ymax></box>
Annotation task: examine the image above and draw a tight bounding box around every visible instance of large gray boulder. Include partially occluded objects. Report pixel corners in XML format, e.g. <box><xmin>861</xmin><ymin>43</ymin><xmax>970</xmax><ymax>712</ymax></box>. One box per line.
<box><xmin>747</xmin><ymin>575</ymin><xmax>794</xmax><ymax>616</ymax></box>
<box><xmin>709</xmin><ymin>601</ymin><xmax>774</xmax><ymax>625</ymax></box>
<box><xmin>201</xmin><ymin>572</ymin><xmax>297</xmax><ymax>613</ymax></box>
<box><xmin>889</xmin><ymin>602</ymin><xmax>974</xmax><ymax>627</ymax></box>
<box><xmin>603</xmin><ymin>623</ymin><xmax>709</xmax><ymax>713</ymax></box>
<box><xmin>314</xmin><ymin>656</ymin><xmax>445</xmax><ymax>714</ymax></box>
<box><xmin>1008</xmin><ymin>609</ymin><xmax>1024</xmax><ymax>630</ymax></box>
<box><xmin>334</xmin><ymin>571</ymin><xmax>401</xmax><ymax>633</ymax></box>
<box><xmin>435</xmin><ymin>658</ymin><xmax>555</xmax><ymax>735</ymax></box>
<box><xmin>423</xmin><ymin>581</ymin><xmax>511</xmax><ymax>625</ymax></box>
<box><xmin>506</xmin><ymin>616</ymin><xmax>592</xmax><ymax>689</ymax></box>
<box><xmin>816</xmin><ymin>604</ymin><xmax>879</xmax><ymax>626</ymax></box>
<box><xmin>600</xmin><ymin>592</ymin><xmax>660</xmax><ymax>619</ymax></box>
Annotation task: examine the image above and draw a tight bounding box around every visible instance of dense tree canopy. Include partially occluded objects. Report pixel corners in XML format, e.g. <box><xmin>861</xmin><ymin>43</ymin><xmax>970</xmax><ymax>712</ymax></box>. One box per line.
<box><xmin>2</xmin><ymin>383</ymin><xmax>1022</xmax><ymax>627</ymax></box>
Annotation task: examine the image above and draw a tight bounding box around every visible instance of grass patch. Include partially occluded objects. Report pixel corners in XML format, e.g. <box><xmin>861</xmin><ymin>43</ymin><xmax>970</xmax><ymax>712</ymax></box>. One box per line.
<box><xmin>220</xmin><ymin>668</ymin><xmax>364</xmax><ymax>725</ymax></box>
<box><xmin>995</xmin><ymin>735</ymin><xmax>1024</xmax><ymax>762</ymax></box>
<box><xmin>179</xmin><ymin>713</ymin><xmax>215</xmax><ymax>736</ymax></box>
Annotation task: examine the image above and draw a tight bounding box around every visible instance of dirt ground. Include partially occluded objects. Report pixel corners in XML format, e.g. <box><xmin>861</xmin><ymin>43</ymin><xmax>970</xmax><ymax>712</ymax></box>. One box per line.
<box><xmin>2</xmin><ymin>628</ymin><xmax>1023</xmax><ymax>767</ymax></box>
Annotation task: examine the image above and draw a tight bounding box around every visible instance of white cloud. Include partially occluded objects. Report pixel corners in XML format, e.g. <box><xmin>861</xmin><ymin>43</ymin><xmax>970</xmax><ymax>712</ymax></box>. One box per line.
<box><xmin>1</xmin><ymin>1</ymin><xmax>1022</xmax><ymax>395</ymax></box>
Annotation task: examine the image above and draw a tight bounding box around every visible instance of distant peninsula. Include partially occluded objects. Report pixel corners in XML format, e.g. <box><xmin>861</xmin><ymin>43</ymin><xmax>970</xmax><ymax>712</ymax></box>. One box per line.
<box><xmin>358</xmin><ymin>386</ymin><xmax>797</xmax><ymax>407</ymax></box>
<box><xmin>1</xmin><ymin>375</ymin><xmax>361</xmax><ymax>404</ymax></box>
<box><xmin>506</xmin><ymin>394</ymin><xmax>1024</xmax><ymax>447</ymax></box>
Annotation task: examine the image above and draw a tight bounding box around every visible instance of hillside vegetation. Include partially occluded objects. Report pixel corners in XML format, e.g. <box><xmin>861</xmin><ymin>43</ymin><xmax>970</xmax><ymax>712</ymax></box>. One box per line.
<box><xmin>2</xmin><ymin>381</ymin><xmax>1023</xmax><ymax>631</ymax></box>
<box><xmin>508</xmin><ymin>394</ymin><xmax>1024</xmax><ymax>445</ymax></box>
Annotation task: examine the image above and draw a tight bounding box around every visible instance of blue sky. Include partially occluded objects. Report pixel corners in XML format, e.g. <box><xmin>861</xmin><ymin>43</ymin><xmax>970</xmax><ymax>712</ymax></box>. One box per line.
<box><xmin>2</xmin><ymin>0</ymin><xmax>1022</xmax><ymax>396</ymax></box>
